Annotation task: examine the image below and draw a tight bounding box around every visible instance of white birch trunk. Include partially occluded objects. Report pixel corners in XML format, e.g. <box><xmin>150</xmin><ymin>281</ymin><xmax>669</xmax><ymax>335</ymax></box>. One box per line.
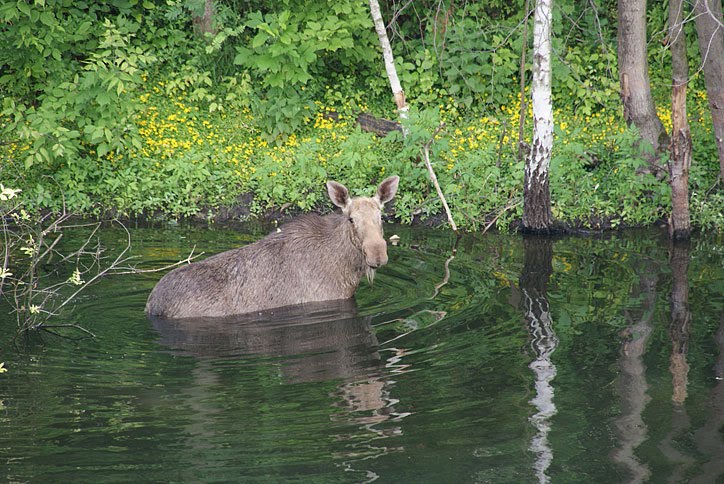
<box><xmin>523</xmin><ymin>0</ymin><xmax>554</xmax><ymax>231</ymax></box>
<box><xmin>368</xmin><ymin>0</ymin><xmax>409</xmax><ymax>120</ymax></box>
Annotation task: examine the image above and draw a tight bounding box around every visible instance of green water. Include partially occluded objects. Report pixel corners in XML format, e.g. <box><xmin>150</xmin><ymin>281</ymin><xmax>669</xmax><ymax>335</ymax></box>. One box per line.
<box><xmin>1</xmin><ymin>224</ymin><xmax>723</xmax><ymax>483</ymax></box>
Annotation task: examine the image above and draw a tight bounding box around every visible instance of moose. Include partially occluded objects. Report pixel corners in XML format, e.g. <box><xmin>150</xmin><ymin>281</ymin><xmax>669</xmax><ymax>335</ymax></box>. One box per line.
<box><xmin>145</xmin><ymin>176</ymin><xmax>399</xmax><ymax>319</ymax></box>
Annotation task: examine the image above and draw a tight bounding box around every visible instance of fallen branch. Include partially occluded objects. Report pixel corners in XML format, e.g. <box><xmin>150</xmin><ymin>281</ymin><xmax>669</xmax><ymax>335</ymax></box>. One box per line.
<box><xmin>421</xmin><ymin>122</ymin><xmax>458</xmax><ymax>233</ymax></box>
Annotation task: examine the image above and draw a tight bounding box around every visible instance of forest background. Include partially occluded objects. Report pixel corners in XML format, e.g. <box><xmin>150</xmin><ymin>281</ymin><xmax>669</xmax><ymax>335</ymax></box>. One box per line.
<box><xmin>1</xmin><ymin>0</ymin><xmax>723</xmax><ymax>232</ymax></box>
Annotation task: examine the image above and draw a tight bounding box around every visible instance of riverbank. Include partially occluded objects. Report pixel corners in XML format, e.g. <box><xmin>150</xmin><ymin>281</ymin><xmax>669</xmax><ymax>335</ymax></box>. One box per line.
<box><xmin>2</xmin><ymin>81</ymin><xmax>723</xmax><ymax>233</ymax></box>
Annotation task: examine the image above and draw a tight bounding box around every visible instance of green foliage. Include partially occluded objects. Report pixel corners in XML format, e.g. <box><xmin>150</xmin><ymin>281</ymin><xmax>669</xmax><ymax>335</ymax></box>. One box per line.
<box><xmin>0</xmin><ymin>0</ymin><xmax>722</xmax><ymax>232</ymax></box>
<box><xmin>551</xmin><ymin>127</ymin><xmax>671</xmax><ymax>228</ymax></box>
<box><xmin>230</xmin><ymin>1</ymin><xmax>377</xmax><ymax>139</ymax></box>
<box><xmin>0</xmin><ymin>2</ymin><xmax>159</xmax><ymax>171</ymax></box>
<box><xmin>250</xmin><ymin>140</ymin><xmax>328</xmax><ymax>212</ymax></box>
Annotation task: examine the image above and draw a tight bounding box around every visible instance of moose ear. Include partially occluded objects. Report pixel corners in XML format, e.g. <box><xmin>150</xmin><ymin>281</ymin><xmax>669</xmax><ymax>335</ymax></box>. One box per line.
<box><xmin>375</xmin><ymin>175</ymin><xmax>399</xmax><ymax>205</ymax></box>
<box><xmin>327</xmin><ymin>181</ymin><xmax>350</xmax><ymax>209</ymax></box>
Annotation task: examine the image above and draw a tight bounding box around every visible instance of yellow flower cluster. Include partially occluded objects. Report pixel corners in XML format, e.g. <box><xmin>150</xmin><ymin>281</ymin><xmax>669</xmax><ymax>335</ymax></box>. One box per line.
<box><xmin>3</xmin><ymin>78</ymin><xmax>716</xmax><ymax>200</ymax></box>
<box><xmin>657</xmin><ymin>106</ymin><xmax>673</xmax><ymax>133</ymax></box>
<box><xmin>120</xmin><ymin>83</ymin><xmax>374</xmax><ymax>186</ymax></box>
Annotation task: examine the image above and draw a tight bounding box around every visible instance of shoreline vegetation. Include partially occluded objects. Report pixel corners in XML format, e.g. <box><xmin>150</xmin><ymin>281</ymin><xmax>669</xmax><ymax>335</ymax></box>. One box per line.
<box><xmin>1</xmin><ymin>1</ymin><xmax>722</xmax><ymax>234</ymax></box>
<box><xmin>3</xmin><ymin>77</ymin><xmax>723</xmax><ymax>233</ymax></box>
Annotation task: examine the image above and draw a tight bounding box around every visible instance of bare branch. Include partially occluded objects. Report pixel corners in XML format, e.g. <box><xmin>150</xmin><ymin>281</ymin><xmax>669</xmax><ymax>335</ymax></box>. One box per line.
<box><xmin>39</xmin><ymin>324</ymin><xmax>97</xmax><ymax>339</ymax></box>
<box><xmin>421</xmin><ymin>122</ymin><xmax>458</xmax><ymax>233</ymax></box>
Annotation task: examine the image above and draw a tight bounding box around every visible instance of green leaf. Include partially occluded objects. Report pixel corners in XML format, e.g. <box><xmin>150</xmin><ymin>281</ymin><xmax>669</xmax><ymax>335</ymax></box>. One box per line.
<box><xmin>97</xmin><ymin>142</ymin><xmax>109</xmax><ymax>157</ymax></box>
<box><xmin>17</xmin><ymin>1</ymin><xmax>30</xmax><ymax>17</ymax></box>
<box><xmin>251</xmin><ymin>31</ymin><xmax>269</xmax><ymax>48</ymax></box>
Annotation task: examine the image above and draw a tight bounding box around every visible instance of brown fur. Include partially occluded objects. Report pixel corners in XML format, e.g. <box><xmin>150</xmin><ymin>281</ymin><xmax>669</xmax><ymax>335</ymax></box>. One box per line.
<box><xmin>145</xmin><ymin>176</ymin><xmax>399</xmax><ymax>319</ymax></box>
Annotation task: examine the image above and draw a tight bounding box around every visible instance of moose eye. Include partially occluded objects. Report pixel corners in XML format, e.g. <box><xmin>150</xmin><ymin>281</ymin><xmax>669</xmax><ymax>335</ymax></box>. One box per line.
<box><xmin>348</xmin><ymin>217</ymin><xmax>355</xmax><ymax>224</ymax></box>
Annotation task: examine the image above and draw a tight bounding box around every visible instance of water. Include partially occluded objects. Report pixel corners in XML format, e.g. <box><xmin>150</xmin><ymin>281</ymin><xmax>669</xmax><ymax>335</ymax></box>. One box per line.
<box><xmin>1</xmin><ymin>224</ymin><xmax>723</xmax><ymax>483</ymax></box>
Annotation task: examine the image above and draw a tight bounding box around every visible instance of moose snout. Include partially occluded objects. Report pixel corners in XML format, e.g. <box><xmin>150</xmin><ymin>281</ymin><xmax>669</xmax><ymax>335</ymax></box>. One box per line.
<box><xmin>363</xmin><ymin>241</ymin><xmax>388</xmax><ymax>268</ymax></box>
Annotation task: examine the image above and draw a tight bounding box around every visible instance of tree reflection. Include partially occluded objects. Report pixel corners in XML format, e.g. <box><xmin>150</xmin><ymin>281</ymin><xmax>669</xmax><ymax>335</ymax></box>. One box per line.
<box><xmin>659</xmin><ymin>241</ymin><xmax>695</xmax><ymax>480</ymax></box>
<box><xmin>520</xmin><ymin>236</ymin><xmax>558</xmax><ymax>484</ymax></box>
<box><xmin>611</xmin><ymin>263</ymin><xmax>657</xmax><ymax>483</ymax></box>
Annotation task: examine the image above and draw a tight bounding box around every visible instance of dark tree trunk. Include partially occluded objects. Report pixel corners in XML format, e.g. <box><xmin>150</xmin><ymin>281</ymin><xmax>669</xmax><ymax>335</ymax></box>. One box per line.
<box><xmin>690</xmin><ymin>316</ymin><xmax>724</xmax><ymax>483</ymax></box>
<box><xmin>693</xmin><ymin>0</ymin><xmax>724</xmax><ymax>181</ymax></box>
<box><xmin>668</xmin><ymin>0</ymin><xmax>692</xmax><ymax>240</ymax></box>
<box><xmin>618</xmin><ymin>0</ymin><xmax>669</xmax><ymax>168</ymax></box>
<box><xmin>523</xmin><ymin>159</ymin><xmax>553</xmax><ymax>231</ymax></box>
<box><xmin>658</xmin><ymin>242</ymin><xmax>695</xmax><ymax>482</ymax></box>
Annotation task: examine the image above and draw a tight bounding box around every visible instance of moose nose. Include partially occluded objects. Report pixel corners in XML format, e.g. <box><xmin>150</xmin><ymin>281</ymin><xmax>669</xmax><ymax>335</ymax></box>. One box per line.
<box><xmin>364</xmin><ymin>242</ymin><xmax>388</xmax><ymax>268</ymax></box>
<box><xmin>368</xmin><ymin>252</ymin><xmax>388</xmax><ymax>269</ymax></box>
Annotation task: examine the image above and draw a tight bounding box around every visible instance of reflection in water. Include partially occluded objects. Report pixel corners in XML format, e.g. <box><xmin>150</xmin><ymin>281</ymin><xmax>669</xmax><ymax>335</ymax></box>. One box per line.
<box><xmin>151</xmin><ymin>299</ymin><xmax>379</xmax><ymax>379</ymax></box>
<box><xmin>668</xmin><ymin>243</ymin><xmax>691</xmax><ymax>405</ymax></box>
<box><xmin>520</xmin><ymin>237</ymin><xmax>558</xmax><ymax>484</ymax></box>
<box><xmin>659</xmin><ymin>241</ymin><xmax>695</xmax><ymax>481</ymax></box>
<box><xmin>691</xmin><ymin>311</ymin><xmax>724</xmax><ymax>483</ymax></box>
<box><xmin>151</xmin><ymin>300</ymin><xmax>405</xmax><ymax>479</ymax></box>
<box><xmin>611</xmin><ymin>265</ymin><xmax>656</xmax><ymax>483</ymax></box>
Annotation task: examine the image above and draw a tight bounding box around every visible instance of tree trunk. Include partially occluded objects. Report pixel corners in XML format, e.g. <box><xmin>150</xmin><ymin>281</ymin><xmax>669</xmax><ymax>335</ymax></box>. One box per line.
<box><xmin>693</xmin><ymin>0</ymin><xmax>724</xmax><ymax>181</ymax></box>
<box><xmin>612</xmin><ymin>266</ymin><xmax>656</xmax><ymax>483</ymax></box>
<box><xmin>368</xmin><ymin>0</ymin><xmax>409</xmax><ymax>121</ymax></box>
<box><xmin>691</xmin><ymin>311</ymin><xmax>724</xmax><ymax>483</ymax></box>
<box><xmin>669</xmin><ymin>0</ymin><xmax>692</xmax><ymax>240</ymax></box>
<box><xmin>618</xmin><ymin>0</ymin><xmax>669</xmax><ymax>168</ymax></box>
<box><xmin>192</xmin><ymin>0</ymin><xmax>216</xmax><ymax>38</ymax></box>
<box><xmin>523</xmin><ymin>0</ymin><xmax>553</xmax><ymax>232</ymax></box>
<box><xmin>517</xmin><ymin>0</ymin><xmax>531</xmax><ymax>162</ymax></box>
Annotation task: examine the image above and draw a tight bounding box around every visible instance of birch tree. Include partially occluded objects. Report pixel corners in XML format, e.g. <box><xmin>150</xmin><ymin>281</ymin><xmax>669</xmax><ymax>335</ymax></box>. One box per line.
<box><xmin>693</xmin><ymin>0</ymin><xmax>724</xmax><ymax>181</ymax></box>
<box><xmin>523</xmin><ymin>0</ymin><xmax>554</xmax><ymax>232</ymax></box>
<box><xmin>668</xmin><ymin>0</ymin><xmax>692</xmax><ymax>240</ymax></box>
<box><xmin>368</xmin><ymin>0</ymin><xmax>409</xmax><ymax>120</ymax></box>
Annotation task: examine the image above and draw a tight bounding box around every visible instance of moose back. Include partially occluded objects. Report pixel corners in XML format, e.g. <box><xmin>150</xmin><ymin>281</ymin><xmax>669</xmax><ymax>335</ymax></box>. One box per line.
<box><xmin>145</xmin><ymin>176</ymin><xmax>399</xmax><ymax>319</ymax></box>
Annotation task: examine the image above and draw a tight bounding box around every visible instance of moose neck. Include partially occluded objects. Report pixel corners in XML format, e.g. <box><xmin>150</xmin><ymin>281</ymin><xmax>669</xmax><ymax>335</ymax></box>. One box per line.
<box><xmin>279</xmin><ymin>213</ymin><xmax>371</xmax><ymax>295</ymax></box>
<box><xmin>327</xmin><ymin>214</ymin><xmax>371</xmax><ymax>289</ymax></box>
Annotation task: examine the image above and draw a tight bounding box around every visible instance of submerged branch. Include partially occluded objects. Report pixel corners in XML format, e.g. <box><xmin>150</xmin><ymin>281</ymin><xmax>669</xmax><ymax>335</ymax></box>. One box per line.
<box><xmin>38</xmin><ymin>324</ymin><xmax>97</xmax><ymax>339</ymax></box>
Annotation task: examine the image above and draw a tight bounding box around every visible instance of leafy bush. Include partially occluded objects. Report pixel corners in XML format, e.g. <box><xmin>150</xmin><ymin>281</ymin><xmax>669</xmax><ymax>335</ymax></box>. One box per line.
<box><xmin>0</xmin><ymin>2</ymin><xmax>159</xmax><ymax>169</ymax></box>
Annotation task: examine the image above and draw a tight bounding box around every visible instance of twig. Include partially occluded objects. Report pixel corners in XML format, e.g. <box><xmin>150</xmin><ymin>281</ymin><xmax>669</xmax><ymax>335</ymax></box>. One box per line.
<box><xmin>421</xmin><ymin>122</ymin><xmax>458</xmax><ymax>233</ymax></box>
<box><xmin>483</xmin><ymin>197</ymin><xmax>523</xmax><ymax>234</ymax></box>
<box><xmin>112</xmin><ymin>247</ymin><xmax>203</xmax><ymax>274</ymax></box>
<box><xmin>38</xmin><ymin>324</ymin><xmax>97</xmax><ymax>338</ymax></box>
